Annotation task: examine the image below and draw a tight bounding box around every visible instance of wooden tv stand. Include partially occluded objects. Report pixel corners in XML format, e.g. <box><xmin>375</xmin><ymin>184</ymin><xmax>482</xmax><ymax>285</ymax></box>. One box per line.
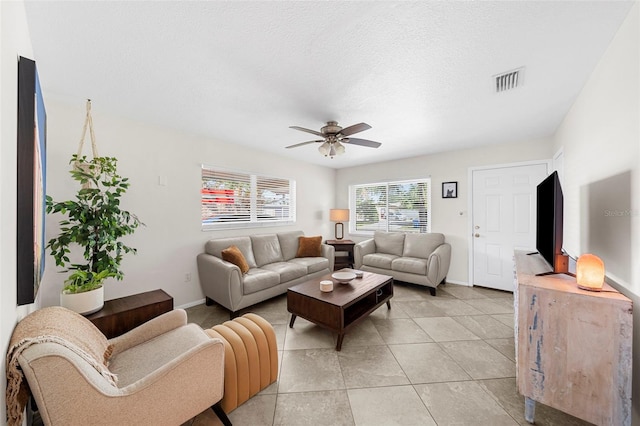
<box><xmin>514</xmin><ymin>251</ymin><xmax>632</xmax><ymax>425</ymax></box>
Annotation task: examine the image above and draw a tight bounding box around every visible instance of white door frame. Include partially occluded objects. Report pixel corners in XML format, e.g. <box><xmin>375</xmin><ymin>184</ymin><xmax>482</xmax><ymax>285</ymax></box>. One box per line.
<box><xmin>552</xmin><ymin>147</ymin><xmax>564</xmax><ymax>182</ymax></box>
<box><xmin>467</xmin><ymin>159</ymin><xmax>551</xmax><ymax>288</ymax></box>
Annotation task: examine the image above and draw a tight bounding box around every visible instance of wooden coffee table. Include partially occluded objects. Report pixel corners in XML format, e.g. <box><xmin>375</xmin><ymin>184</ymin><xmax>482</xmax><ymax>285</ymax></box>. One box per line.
<box><xmin>287</xmin><ymin>271</ymin><xmax>393</xmax><ymax>351</ymax></box>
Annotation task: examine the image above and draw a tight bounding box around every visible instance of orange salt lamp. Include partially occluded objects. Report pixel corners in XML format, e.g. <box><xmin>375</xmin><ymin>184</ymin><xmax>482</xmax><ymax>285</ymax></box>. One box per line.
<box><xmin>576</xmin><ymin>254</ymin><xmax>605</xmax><ymax>291</ymax></box>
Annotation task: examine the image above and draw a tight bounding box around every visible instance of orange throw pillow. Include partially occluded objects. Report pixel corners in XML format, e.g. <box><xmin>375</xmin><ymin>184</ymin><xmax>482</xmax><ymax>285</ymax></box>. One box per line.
<box><xmin>221</xmin><ymin>245</ymin><xmax>250</xmax><ymax>274</ymax></box>
<box><xmin>296</xmin><ymin>236</ymin><xmax>323</xmax><ymax>257</ymax></box>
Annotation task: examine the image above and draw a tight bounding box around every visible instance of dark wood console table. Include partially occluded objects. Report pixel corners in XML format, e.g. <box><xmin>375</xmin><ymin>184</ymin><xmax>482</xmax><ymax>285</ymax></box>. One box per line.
<box><xmin>86</xmin><ymin>289</ymin><xmax>173</xmax><ymax>338</ymax></box>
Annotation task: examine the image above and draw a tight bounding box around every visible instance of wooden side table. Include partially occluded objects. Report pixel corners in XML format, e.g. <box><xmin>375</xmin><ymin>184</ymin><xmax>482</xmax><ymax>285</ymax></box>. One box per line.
<box><xmin>325</xmin><ymin>239</ymin><xmax>355</xmax><ymax>270</ymax></box>
<box><xmin>86</xmin><ymin>289</ymin><xmax>174</xmax><ymax>338</ymax></box>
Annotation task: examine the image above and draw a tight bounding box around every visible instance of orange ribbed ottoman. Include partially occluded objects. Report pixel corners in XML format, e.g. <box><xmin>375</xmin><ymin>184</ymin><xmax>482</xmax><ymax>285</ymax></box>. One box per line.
<box><xmin>204</xmin><ymin>313</ymin><xmax>278</xmax><ymax>413</ymax></box>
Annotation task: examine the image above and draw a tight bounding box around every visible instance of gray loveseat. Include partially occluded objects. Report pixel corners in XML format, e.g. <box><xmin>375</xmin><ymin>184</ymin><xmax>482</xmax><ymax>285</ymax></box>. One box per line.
<box><xmin>354</xmin><ymin>231</ymin><xmax>451</xmax><ymax>295</ymax></box>
<box><xmin>197</xmin><ymin>230</ymin><xmax>334</xmax><ymax>316</ymax></box>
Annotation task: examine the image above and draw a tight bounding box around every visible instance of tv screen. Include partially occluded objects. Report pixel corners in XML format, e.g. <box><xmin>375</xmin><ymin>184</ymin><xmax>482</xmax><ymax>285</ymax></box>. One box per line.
<box><xmin>536</xmin><ymin>171</ymin><xmax>565</xmax><ymax>273</ymax></box>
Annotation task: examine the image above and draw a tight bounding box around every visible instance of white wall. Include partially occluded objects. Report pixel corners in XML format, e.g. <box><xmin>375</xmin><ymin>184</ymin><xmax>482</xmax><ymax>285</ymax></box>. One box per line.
<box><xmin>38</xmin><ymin>100</ymin><xmax>336</xmax><ymax>308</ymax></box>
<box><xmin>555</xmin><ymin>2</ymin><xmax>639</xmax><ymax>291</ymax></box>
<box><xmin>336</xmin><ymin>138</ymin><xmax>553</xmax><ymax>284</ymax></box>
<box><xmin>553</xmin><ymin>3</ymin><xmax>639</xmax><ymax>423</ymax></box>
<box><xmin>0</xmin><ymin>1</ymin><xmax>38</xmax><ymax>423</ymax></box>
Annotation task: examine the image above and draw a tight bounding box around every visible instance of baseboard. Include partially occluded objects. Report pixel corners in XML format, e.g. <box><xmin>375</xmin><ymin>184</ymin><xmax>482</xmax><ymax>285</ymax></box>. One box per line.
<box><xmin>176</xmin><ymin>298</ymin><xmax>206</xmax><ymax>310</ymax></box>
<box><xmin>444</xmin><ymin>279</ymin><xmax>469</xmax><ymax>286</ymax></box>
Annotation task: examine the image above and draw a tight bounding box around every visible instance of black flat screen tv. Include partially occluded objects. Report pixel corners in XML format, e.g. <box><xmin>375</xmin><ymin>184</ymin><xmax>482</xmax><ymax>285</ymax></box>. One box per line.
<box><xmin>535</xmin><ymin>171</ymin><xmax>569</xmax><ymax>275</ymax></box>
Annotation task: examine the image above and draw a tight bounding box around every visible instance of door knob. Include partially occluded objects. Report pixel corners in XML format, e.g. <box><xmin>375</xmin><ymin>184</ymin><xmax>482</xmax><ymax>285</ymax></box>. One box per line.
<box><xmin>475</xmin><ymin>233</ymin><xmax>480</xmax><ymax>238</ymax></box>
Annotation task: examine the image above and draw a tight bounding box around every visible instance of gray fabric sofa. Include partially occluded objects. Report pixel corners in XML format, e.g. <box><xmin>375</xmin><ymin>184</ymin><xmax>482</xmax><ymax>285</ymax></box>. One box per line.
<box><xmin>354</xmin><ymin>231</ymin><xmax>451</xmax><ymax>295</ymax></box>
<box><xmin>197</xmin><ymin>230</ymin><xmax>334</xmax><ymax>316</ymax></box>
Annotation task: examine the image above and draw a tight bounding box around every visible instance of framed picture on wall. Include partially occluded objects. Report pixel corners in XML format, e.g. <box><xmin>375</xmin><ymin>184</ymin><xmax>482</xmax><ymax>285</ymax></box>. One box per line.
<box><xmin>442</xmin><ymin>181</ymin><xmax>457</xmax><ymax>199</ymax></box>
<box><xmin>16</xmin><ymin>56</ymin><xmax>47</xmax><ymax>305</ymax></box>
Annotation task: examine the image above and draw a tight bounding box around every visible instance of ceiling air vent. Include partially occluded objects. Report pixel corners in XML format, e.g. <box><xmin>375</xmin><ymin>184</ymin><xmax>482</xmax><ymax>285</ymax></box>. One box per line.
<box><xmin>494</xmin><ymin>67</ymin><xmax>524</xmax><ymax>93</ymax></box>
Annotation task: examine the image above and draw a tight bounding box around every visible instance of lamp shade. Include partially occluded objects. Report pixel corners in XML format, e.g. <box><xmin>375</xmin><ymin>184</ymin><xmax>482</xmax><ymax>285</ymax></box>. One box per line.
<box><xmin>330</xmin><ymin>209</ymin><xmax>350</xmax><ymax>222</ymax></box>
<box><xmin>318</xmin><ymin>142</ymin><xmax>330</xmax><ymax>156</ymax></box>
<box><xmin>576</xmin><ymin>254</ymin><xmax>605</xmax><ymax>291</ymax></box>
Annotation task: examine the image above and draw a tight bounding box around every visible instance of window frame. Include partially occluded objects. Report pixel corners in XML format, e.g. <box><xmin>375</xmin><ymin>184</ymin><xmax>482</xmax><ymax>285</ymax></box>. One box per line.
<box><xmin>349</xmin><ymin>178</ymin><xmax>431</xmax><ymax>236</ymax></box>
<box><xmin>201</xmin><ymin>164</ymin><xmax>296</xmax><ymax>231</ymax></box>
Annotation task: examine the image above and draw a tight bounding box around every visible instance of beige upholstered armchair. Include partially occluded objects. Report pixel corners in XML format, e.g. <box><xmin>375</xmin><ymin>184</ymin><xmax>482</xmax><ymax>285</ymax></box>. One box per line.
<box><xmin>7</xmin><ymin>307</ymin><xmax>230</xmax><ymax>426</ymax></box>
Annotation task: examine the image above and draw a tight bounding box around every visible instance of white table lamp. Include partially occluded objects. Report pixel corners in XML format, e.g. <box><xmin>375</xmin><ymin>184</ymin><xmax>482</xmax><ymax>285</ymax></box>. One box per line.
<box><xmin>330</xmin><ymin>209</ymin><xmax>349</xmax><ymax>240</ymax></box>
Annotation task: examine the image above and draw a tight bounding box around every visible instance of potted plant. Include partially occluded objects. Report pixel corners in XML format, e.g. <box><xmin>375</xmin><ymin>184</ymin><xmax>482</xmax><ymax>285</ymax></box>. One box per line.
<box><xmin>46</xmin><ymin>154</ymin><xmax>142</xmax><ymax>314</ymax></box>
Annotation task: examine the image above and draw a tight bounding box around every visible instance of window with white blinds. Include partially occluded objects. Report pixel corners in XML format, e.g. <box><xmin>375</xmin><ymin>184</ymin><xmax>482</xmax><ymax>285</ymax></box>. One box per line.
<box><xmin>201</xmin><ymin>165</ymin><xmax>296</xmax><ymax>230</ymax></box>
<box><xmin>349</xmin><ymin>178</ymin><xmax>431</xmax><ymax>235</ymax></box>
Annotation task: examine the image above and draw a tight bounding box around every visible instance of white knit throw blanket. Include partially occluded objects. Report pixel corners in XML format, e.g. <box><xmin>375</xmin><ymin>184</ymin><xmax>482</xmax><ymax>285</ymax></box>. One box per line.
<box><xmin>5</xmin><ymin>307</ymin><xmax>118</xmax><ymax>426</ymax></box>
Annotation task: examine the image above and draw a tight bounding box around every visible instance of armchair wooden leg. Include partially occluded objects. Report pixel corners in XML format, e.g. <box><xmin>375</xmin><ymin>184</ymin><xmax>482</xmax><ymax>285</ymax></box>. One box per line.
<box><xmin>211</xmin><ymin>401</ymin><xmax>232</xmax><ymax>426</ymax></box>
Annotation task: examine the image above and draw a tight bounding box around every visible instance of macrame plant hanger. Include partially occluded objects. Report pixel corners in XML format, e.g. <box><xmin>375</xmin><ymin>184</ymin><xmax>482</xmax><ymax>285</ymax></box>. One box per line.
<box><xmin>75</xmin><ymin>99</ymin><xmax>100</xmax><ymax>188</ymax></box>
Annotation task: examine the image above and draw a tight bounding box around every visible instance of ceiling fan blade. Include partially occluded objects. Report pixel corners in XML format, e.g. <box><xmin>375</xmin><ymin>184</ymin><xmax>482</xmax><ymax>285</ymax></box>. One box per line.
<box><xmin>343</xmin><ymin>137</ymin><xmax>381</xmax><ymax>148</ymax></box>
<box><xmin>339</xmin><ymin>122</ymin><xmax>371</xmax><ymax>137</ymax></box>
<box><xmin>289</xmin><ymin>126</ymin><xmax>325</xmax><ymax>137</ymax></box>
<box><xmin>285</xmin><ymin>140</ymin><xmax>324</xmax><ymax>149</ymax></box>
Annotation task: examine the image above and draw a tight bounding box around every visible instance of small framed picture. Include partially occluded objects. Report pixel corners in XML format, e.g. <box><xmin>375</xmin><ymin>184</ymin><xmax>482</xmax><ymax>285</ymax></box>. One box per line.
<box><xmin>442</xmin><ymin>181</ymin><xmax>457</xmax><ymax>198</ymax></box>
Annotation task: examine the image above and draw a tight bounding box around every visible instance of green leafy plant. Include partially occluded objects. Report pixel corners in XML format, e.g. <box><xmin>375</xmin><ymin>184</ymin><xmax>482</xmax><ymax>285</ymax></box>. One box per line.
<box><xmin>46</xmin><ymin>155</ymin><xmax>142</xmax><ymax>293</ymax></box>
<box><xmin>62</xmin><ymin>270</ymin><xmax>115</xmax><ymax>293</ymax></box>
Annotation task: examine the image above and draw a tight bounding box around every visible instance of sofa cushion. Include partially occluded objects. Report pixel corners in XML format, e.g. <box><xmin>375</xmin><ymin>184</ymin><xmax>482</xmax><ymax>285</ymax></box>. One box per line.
<box><xmin>262</xmin><ymin>262</ymin><xmax>307</xmax><ymax>283</ymax></box>
<box><xmin>403</xmin><ymin>233</ymin><xmax>445</xmax><ymax>259</ymax></box>
<box><xmin>251</xmin><ymin>234</ymin><xmax>284</xmax><ymax>267</ymax></box>
<box><xmin>243</xmin><ymin>268</ymin><xmax>280</xmax><ymax>295</ymax></box>
<box><xmin>362</xmin><ymin>253</ymin><xmax>398</xmax><ymax>270</ymax></box>
<box><xmin>392</xmin><ymin>257</ymin><xmax>428</xmax><ymax>275</ymax></box>
<box><xmin>205</xmin><ymin>237</ymin><xmax>257</xmax><ymax>268</ymax></box>
<box><xmin>374</xmin><ymin>231</ymin><xmax>405</xmax><ymax>256</ymax></box>
<box><xmin>296</xmin><ymin>236</ymin><xmax>322</xmax><ymax>257</ymax></box>
<box><xmin>277</xmin><ymin>231</ymin><xmax>305</xmax><ymax>261</ymax></box>
<box><xmin>290</xmin><ymin>257</ymin><xmax>330</xmax><ymax>274</ymax></box>
<box><xmin>221</xmin><ymin>245</ymin><xmax>250</xmax><ymax>274</ymax></box>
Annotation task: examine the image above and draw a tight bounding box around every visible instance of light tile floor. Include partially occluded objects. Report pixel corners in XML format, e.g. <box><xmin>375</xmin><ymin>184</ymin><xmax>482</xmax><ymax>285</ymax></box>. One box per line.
<box><xmin>184</xmin><ymin>283</ymin><xmax>593</xmax><ymax>426</ymax></box>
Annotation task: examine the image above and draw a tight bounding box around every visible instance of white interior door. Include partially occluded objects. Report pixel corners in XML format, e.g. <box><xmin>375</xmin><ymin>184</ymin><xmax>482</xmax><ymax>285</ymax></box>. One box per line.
<box><xmin>471</xmin><ymin>163</ymin><xmax>548</xmax><ymax>291</ymax></box>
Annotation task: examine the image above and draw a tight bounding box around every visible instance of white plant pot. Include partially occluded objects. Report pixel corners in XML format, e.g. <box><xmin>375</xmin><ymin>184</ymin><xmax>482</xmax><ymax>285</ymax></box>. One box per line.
<box><xmin>60</xmin><ymin>286</ymin><xmax>104</xmax><ymax>315</ymax></box>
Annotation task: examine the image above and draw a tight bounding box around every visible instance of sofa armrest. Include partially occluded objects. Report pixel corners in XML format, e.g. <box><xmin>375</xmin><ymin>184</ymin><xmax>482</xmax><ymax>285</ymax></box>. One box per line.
<box><xmin>427</xmin><ymin>243</ymin><xmax>451</xmax><ymax>286</ymax></box>
<box><xmin>321</xmin><ymin>244</ymin><xmax>335</xmax><ymax>271</ymax></box>
<box><xmin>354</xmin><ymin>238</ymin><xmax>375</xmax><ymax>269</ymax></box>
<box><xmin>108</xmin><ymin>309</ymin><xmax>187</xmax><ymax>356</ymax></box>
<box><xmin>196</xmin><ymin>253</ymin><xmax>243</xmax><ymax>311</ymax></box>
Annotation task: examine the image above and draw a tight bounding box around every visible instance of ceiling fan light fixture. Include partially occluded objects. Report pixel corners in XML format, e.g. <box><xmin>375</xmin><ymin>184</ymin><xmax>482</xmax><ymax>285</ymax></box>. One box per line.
<box><xmin>318</xmin><ymin>142</ymin><xmax>330</xmax><ymax>156</ymax></box>
<box><xmin>288</xmin><ymin>121</ymin><xmax>381</xmax><ymax>158</ymax></box>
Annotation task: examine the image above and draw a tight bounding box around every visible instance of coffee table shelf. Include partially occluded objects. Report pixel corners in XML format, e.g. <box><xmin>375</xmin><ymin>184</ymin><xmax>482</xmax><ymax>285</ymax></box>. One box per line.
<box><xmin>344</xmin><ymin>283</ymin><xmax>392</xmax><ymax>327</ymax></box>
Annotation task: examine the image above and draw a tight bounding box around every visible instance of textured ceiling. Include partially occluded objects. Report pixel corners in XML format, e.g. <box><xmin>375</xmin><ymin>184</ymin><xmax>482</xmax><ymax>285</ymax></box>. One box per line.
<box><xmin>24</xmin><ymin>1</ymin><xmax>634</xmax><ymax>169</ymax></box>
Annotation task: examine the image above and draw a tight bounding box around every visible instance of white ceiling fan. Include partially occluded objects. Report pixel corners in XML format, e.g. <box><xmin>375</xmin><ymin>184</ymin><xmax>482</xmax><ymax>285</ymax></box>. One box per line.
<box><xmin>286</xmin><ymin>121</ymin><xmax>381</xmax><ymax>158</ymax></box>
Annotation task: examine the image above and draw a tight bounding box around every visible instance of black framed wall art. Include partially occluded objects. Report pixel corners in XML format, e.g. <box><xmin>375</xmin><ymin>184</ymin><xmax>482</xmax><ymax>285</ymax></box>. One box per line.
<box><xmin>442</xmin><ymin>181</ymin><xmax>457</xmax><ymax>199</ymax></box>
<box><xmin>16</xmin><ymin>56</ymin><xmax>47</xmax><ymax>305</ymax></box>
